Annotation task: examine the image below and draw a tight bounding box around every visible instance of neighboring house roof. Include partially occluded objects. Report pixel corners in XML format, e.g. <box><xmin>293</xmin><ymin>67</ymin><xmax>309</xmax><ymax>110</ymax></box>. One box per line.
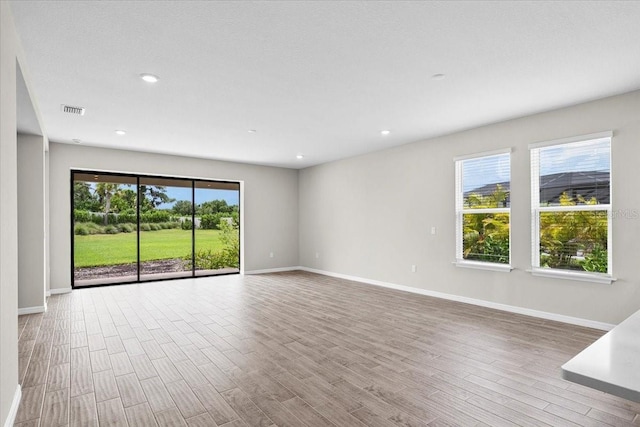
<box><xmin>465</xmin><ymin>171</ymin><xmax>610</xmax><ymax>205</ymax></box>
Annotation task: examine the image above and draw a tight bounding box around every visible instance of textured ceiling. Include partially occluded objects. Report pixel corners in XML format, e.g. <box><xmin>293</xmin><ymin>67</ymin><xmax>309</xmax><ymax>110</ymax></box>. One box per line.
<box><xmin>10</xmin><ymin>1</ymin><xmax>640</xmax><ymax>169</ymax></box>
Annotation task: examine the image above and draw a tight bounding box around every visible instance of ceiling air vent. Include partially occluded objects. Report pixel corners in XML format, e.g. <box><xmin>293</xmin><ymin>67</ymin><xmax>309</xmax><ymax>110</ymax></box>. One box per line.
<box><xmin>61</xmin><ymin>104</ymin><xmax>85</xmax><ymax>116</ymax></box>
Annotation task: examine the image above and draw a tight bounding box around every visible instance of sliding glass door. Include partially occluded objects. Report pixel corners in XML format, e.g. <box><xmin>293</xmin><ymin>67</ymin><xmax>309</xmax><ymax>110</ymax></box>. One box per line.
<box><xmin>139</xmin><ymin>177</ymin><xmax>193</xmax><ymax>281</ymax></box>
<box><xmin>72</xmin><ymin>173</ymin><xmax>138</xmax><ymax>286</ymax></box>
<box><xmin>72</xmin><ymin>171</ymin><xmax>240</xmax><ymax>288</ymax></box>
<box><xmin>194</xmin><ymin>181</ymin><xmax>240</xmax><ymax>276</ymax></box>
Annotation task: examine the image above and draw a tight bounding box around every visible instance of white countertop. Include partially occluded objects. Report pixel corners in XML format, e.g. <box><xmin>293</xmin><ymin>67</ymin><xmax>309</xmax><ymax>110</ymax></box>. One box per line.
<box><xmin>562</xmin><ymin>309</ymin><xmax>640</xmax><ymax>402</ymax></box>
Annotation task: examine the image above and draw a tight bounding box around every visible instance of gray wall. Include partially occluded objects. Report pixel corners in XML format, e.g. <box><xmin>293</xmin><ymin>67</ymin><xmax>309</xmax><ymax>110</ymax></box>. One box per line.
<box><xmin>18</xmin><ymin>134</ymin><xmax>46</xmax><ymax>311</ymax></box>
<box><xmin>0</xmin><ymin>2</ymin><xmax>20</xmax><ymax>423</ymax></box>
<box><xmin>49</xmin><ymin>143</ymin><xmax>299</xmax><ymax>291</ymax></box>
<box><xmin>299</xmin><ymin>90</ymin><xmax>640</xmax><ymax>325</ymax></box>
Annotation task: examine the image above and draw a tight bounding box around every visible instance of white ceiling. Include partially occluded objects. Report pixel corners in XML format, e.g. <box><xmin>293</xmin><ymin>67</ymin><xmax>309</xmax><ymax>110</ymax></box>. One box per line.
<box><xmin>10</xmin><ymin>1</ymin><xmax>640</xmax><ymax>169</ymax></box>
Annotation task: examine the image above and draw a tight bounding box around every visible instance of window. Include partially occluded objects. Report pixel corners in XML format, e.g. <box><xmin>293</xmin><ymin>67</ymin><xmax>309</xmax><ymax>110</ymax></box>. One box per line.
<box><xmin>455</xmin><ymin>150</ymin><xmax>511</xmax><ymax>270</ymax></box>
<box><xmin>530</xmin><ymin>132</ymin><xmax>612</xmax><ymax>283</ymax></box>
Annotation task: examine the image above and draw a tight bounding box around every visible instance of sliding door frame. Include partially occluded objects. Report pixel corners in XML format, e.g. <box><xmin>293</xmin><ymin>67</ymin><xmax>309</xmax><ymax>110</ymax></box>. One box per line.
<box><xmin>70</xmin><ymin>169</ymin><xmax>241</xmax><ymax>289</ymax></box>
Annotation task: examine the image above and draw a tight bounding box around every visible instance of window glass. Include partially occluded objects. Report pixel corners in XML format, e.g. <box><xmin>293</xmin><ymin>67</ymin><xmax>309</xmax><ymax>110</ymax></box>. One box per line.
<box><xmin>456</xmin><ymin>152</ymin><xmax>511</xmax><ymax>265</ymax></box>
<box><xmin>531</xmin><ymin>135</ymin><xmax>611</xmax><ymax>275</ymax></box>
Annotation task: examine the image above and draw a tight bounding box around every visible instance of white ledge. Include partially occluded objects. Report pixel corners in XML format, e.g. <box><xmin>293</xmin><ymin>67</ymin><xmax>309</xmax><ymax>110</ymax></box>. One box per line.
<box><xmin>453</xmin><ymin>260</ymin><xmax>513</xmax><ymax>273</ymax></box>
<box><xmin>562</xmin><ymin>308</ymin><xmax>640</xmax><ymax>402</ymax></box>
<box><xmin>529</xmin><ymin>267</ymin><xmax>615</xmax><ymax>285</ymax></box>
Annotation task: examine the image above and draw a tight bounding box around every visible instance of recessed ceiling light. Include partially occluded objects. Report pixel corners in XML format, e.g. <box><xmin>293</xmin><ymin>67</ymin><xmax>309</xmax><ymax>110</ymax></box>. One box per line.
<box><xmin>72</xmin><ymin>138</ymin><xmax>82</xmax><ymax>144</ymax></box>
<box><xmin>115</xmin><ymin>130</ymin><xmax>126</xmax><ymax>135</ymax></box>
<box><xmin>248</xmin><ymin>129</ymin><xmax>257</xmax><ymax>133</ymax></box>
<box><xmin>381</xmin><ymin>130</ymin><xmax>390</xmax><ymax>136</ymax></box>
<box><xmin>140</xmin><ymin>73</ymin><xmax>159</xmax><ymax>83</ymax></box>
<box><xmin>296</xmin><ymin>154</ymin><xmax>304</xmax><ymax>160</ymax></box>
<box><xmin>431</xmin><ymin>73</ymin><xmax>445</xmax><ymax>80</ymax></box>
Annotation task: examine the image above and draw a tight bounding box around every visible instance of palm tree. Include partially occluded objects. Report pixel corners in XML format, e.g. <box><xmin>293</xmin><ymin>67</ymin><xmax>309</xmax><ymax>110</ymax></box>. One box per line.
<box><xmin>95</xmin><ymin>183</ymin><xmax>121</xmax><ymax>225</ymax></box>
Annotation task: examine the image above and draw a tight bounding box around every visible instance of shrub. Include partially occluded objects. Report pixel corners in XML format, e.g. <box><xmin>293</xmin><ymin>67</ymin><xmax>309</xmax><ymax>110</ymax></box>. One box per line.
<box><xmin>74</xmin><ymin>224</ymin><xmax>89</xmax><ymax>235</ymax></box>
<box><xmin>150</xmin><ymin>223</ymin><xmax>161</xmax><ymax>231</ymax></box>
<box><xmin>140</xmin><ymin>223</ymin><xmax>151</xmax><ymax>231</ymax></box>
<box><xmin>184</xmin><ymin>249</ymin><xmax>229</xmax><ymax>270</ymax></box>
<box><xmin>184</xmin><ymin>219</ymin><xmax>239</xmax><ymax>270</ymax></box>
<box><xmin>159</xmin><ymin>222</ymin><xmax>171</xmax><ymax>229</ymax></box>
<box><xmin>74</xmin><ymin>209</ymin><xmax>91</xmax><ymax>223</ymax></box>
<box><xmin>200</xmin><ymin>213</ymin><xmax>221</xmax><ymax>230</ymax></box>
<box><xmin>169</xmin><ymin>221</ymin><xmax>181</xmax><ymax>229</ymax></box>
<box><xmin>582</xmin><ymin>244</ymin><xmax>608</xmax><ymax>273</ymax></box>
<box><xmin>117</xmin><ymin>223</ymin><xmax>134</xmax><ymax>233</ymax></box>
<box><xmin>118</xmin><ymin>214</ymin><xmax>136</xmax><ymax>224</ymax></box>
<box><xmin>104</xmin><ymin>225</ymin><xmax>119</xmax><ymax>234</ymax></box>
<box><xmin>140</xmin><ymin>210</ymin><xmax>171</xmax><ymax>223</ymax></box>
<box><xmin>83</xmin><ymin>222</ymin><xmax>104</xmax><ymax>234</ymax></box>
<box><xmin>181</xmin><ymin>219</ymin><xmax>193</xmax><ymax>231</ymax></box>
<box><xmin>200</xmin><ymin>214</ymin><xmax>236</xmax><ymax>230</ymax></box>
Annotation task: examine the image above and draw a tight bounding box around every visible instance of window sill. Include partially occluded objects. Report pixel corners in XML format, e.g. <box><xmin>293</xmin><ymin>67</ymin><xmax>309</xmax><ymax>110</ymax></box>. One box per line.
<box><xmin>528</xmin><ymin>267</ymin><xmax>615</xmax><ymax>285</ymax></box>
<box><xmin>454</xmin><ymin>260</ymin><xmax>513</xmax><ymax>273</ymax></box>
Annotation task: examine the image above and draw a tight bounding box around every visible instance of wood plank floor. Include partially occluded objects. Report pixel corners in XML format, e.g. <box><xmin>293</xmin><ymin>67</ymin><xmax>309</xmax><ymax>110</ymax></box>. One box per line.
<box><xmin>15</xmin><ymin>271</ymin><xmax>640</xmax><ymax>426</ymax></box>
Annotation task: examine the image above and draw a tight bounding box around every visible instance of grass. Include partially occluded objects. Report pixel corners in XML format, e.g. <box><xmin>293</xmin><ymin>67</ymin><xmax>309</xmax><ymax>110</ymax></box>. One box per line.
<box><xmin>74</xmin><ymin>228</ymin><xmax>225</xmax><ymax>267</ymax></box>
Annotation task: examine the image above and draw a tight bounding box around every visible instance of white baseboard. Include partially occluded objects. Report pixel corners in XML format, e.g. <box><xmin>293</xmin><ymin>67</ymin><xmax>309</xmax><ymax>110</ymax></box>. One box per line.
<box><xmin>49</xmin><ymin>287</ymin><xmax>72</xmax><ymax>295</ymax></box>
<box><xmin>17</xmin><ymin>305</ymin><xmax>46</xmax><ymax>315</ymax></box>
<box><xmin>244</xmin><ymin>266</ymin><xmax>301</xmax><ymax>275</ymax></box>
<box><xmin>299</xmin><ymin>267</ymin><xmax>615</xmax><ymax>331</ymax></box>
<box><xmin>4</xmin><ymin>384</ymin><xmax>21</xmax><ymax>427</ymax></box>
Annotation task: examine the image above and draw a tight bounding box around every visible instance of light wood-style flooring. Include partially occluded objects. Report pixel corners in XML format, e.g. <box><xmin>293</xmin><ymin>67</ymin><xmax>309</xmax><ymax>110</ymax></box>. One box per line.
<box><xmin>15</xmin><ymin>271</ymin><xmax>640</xmax><ymax>426</ymax></box>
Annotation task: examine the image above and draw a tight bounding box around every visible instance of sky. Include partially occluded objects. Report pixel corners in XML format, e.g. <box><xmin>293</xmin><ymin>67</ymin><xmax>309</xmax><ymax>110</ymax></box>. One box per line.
<box><xmin>86</xmin><ymin>182</ymin><xmax>239</xmax><ymax>209</ymax></box>
<box><xmin>463</xmin><ymin>139</ymin><xmax>610</xmax><ymax>192</ymax></box>
<box><xmin>462</xmin><ymin>153</ymin><xmax>510</xmax><ymax>192</ymax></box>
<box><xmin>160</xmin><ymin>187</ymin><xmax>239</xmax><ymax>209</ymax></box>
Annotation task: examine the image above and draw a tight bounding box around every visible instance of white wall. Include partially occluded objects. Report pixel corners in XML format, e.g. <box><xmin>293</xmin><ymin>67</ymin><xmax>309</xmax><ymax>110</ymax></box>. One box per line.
<box><xmin>18</xmin><ymin>134</ymin><xmax>46</xmax><ymax>312</ymax></box>
<box><xmin>45</xmin><ymin>149</ymin><xmax>50</xmax><ymax>294</ymax></box>
<box><xmin>0</xmin><ymin>2</ymin><xmax>20</xmax><ymax>424</ymax></box>
<box><xmin>48</xmin><ymin>143</ymin><xmax>299</xmax><ymax>290</ymax></box>
<box><xmin>299</xmin><ymin>90</ymin><xmax>640</xmax><ymax>325</ymax></box>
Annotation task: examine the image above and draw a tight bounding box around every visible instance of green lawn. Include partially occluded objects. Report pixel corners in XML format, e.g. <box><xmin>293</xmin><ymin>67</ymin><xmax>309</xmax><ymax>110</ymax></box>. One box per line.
<box><xmin>74</xmin><ymin>229</ymin><xmax>225</xmax><ymax>267</ymax></box>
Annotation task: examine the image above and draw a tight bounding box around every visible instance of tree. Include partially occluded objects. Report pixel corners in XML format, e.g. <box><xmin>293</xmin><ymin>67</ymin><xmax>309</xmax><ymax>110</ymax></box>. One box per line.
<box><xmin>172</xmin><ymin>200</ymin><xmax>193</xmax><ymax>216</ymax></box>
<box><xmin>197</xmin><ymin>199</ymin><xmax>233</xmax><ymax>215</ymax></box>
<box><xmin>95</xmin><ymin>183</ymin><xmax>121</xmax><ymax>225</ymax></box>
<box><xmin>73</xmin><ymin>181</ymin><xmax>100</xmax><ymax>211</ymax></box>
<box><xmin>110</xmin><ymin>188</ymin><xmax>137</xmax><ymax>213</ymax></box>
<box><xmin>139</xmin><ymin>185</ymin><xmax>175</xmax><ymax>212</ymax></box>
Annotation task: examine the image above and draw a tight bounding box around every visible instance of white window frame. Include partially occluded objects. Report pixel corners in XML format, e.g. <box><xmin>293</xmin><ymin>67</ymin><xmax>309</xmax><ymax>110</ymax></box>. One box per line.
<box><xmin>529</xmin><ymin>131</ymin><xmax>614</xmax><ymax>285</ymax></box>
<box><xmin>454</xmin><ymin>148</ymin><xmax>512</xmax><ymax>272</ymax></box>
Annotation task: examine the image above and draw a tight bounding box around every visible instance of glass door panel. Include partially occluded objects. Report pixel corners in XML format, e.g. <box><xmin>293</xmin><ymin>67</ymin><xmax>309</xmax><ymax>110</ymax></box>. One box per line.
<box><xmin>194</xmin><ymin>181</ymin><xmax>240</xmax><ymax>276</ymax></box>
<box><xmin>139</xmin><ymin>177</ymin><xmax>193</xmax><ymax>281</ymax></box>
<box><xmin>73</xmin><ymin>173</ymin><xmax>138</xmax><ymax>287</ymax></box>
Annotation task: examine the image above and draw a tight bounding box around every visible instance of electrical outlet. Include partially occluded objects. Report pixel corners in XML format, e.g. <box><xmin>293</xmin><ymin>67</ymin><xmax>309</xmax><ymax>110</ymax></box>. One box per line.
<box><xmin>431</xmin><ymin>226</ymin><xmax>437</xmax><ymax>235</ymax></box>
<box><xmin>411</xmin><ymin>265</ymin><xmax>417</xmax><ymax>273</ymax></box>
<box><xmin>269</xmin><ymin>252</ymin><xmax>274</xmax><ymax>258</ymax></box>
<box><xmin>315</xmin><ymin>252</ymin><xmax>320</xmax><ymax>259</ymax></box>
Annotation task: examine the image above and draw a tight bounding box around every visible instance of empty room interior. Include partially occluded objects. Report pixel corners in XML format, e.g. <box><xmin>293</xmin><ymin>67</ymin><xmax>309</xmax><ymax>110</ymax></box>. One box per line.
<box><xmin>2</xmin><ymin>1</ymin><xmax>640</xmax><ymax>426</ymax></box>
